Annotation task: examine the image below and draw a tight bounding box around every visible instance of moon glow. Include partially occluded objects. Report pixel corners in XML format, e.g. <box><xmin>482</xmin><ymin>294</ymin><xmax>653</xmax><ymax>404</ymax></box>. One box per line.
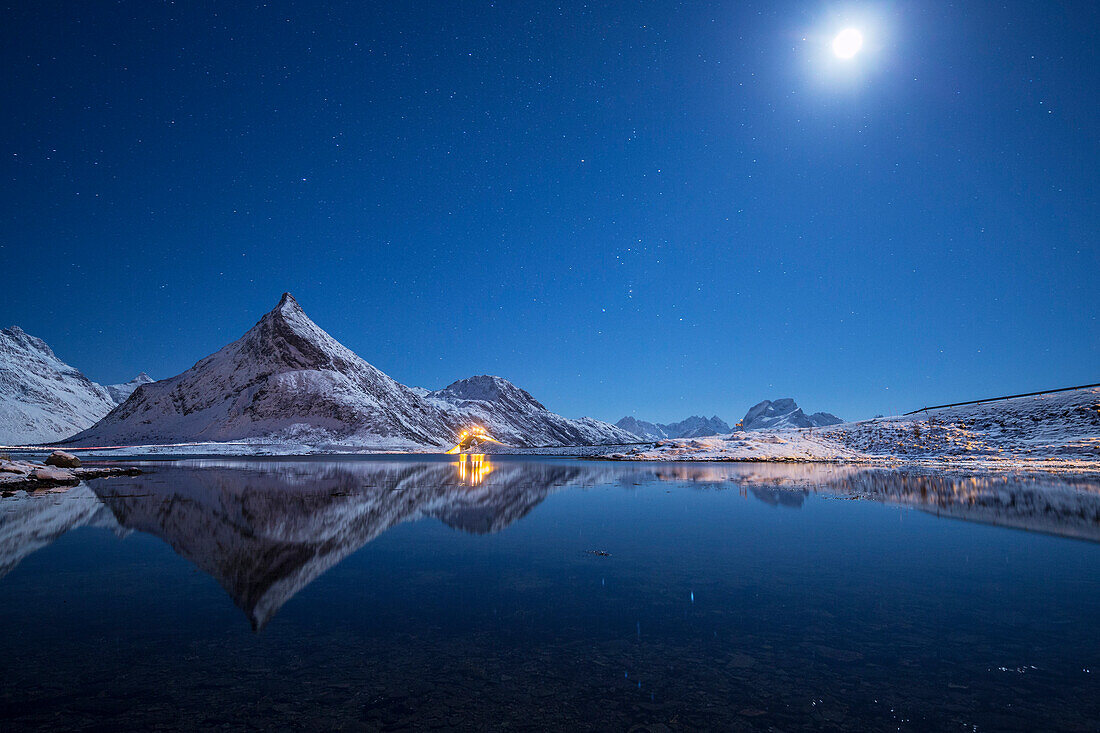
<box><xmin>832</xmin><ymin>28</ymin><xmax>864</xmax><ymax>59</ymax></box>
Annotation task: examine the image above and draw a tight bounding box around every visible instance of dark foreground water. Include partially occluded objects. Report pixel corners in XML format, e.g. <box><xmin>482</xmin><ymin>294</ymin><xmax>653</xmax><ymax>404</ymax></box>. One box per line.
<box><xmin>1</xmin><ymin>457</ymin><xmax>1098</xmax><ymax>732</ymax></box>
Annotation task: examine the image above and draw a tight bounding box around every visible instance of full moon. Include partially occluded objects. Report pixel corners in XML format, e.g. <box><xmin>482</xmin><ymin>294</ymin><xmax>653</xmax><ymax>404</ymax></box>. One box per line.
<box><xmin>832</xmin><ymin>28</ymin><xmax>863</xmax><ymax>59</ymax></box>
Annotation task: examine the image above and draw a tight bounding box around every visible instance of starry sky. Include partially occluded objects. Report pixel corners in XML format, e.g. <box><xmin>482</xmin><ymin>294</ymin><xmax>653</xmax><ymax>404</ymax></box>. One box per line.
<box><xmin>2</xmin><ymin>1</ymin><xmax>1097</xmax><ymax>423</ymax></box>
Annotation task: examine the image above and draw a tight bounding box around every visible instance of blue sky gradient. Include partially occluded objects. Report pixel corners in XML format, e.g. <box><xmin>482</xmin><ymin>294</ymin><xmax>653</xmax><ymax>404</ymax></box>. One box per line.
<box><xmin>2</xmin><ymin>1</ymin><xmax>1096</xmax><ymax>422</ymax></box>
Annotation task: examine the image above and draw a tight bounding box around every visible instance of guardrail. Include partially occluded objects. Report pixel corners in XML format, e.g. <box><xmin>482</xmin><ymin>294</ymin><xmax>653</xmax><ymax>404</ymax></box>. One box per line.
<box><xmin>903</xmin><ymin>382</ymin><xmax>1100</xmax><ymax>415</ymax></box>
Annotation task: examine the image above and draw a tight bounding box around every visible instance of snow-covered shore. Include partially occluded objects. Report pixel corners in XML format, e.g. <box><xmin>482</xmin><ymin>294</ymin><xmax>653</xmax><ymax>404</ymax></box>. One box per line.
<box><xmin>5</xmin><ymin>387</ymin><xmax>1095</xmax><ymax>474</ymax></box>
<box><xmin>601</xmin><ymin>387</ymin><xmax>1100</xmax><ymax>471</ymax></box>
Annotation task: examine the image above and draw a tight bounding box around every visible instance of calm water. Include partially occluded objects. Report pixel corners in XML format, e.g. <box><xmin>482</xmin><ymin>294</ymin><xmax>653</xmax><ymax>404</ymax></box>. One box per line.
<box><xmin>1</xmin><ymin>457</ymin><xmax>1098</xmax><ymax>731</ymax></box>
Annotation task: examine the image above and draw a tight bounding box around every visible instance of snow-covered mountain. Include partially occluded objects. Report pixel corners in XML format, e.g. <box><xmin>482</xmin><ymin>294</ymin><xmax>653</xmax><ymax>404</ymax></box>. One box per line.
<box><xmin>0</xmin><ymin>326</ymin><xmax>119</xmax><ymax>445</ymax></box>
<box><xmin>106</xmin><ymin>373</ymin><xmax>154</xmax><ymax>404</ymax></box>
<box><xmin>68</xmin><ymin>294</ymin><xmax>634</xmax><ymax>449</ymax></box>
<box><xmin>615</xmin><ymin>415</ymin><xmax>730</xmax><ymax>440</ymax></box>
<box><xmin>740</xmin><ymin>398</ymin><xmax>843</xmax><ymax>431</ymax></box>
<box><xmin>68</xmin><ymin>293</ymin><xmax>456</xmax><ymax>448</ymax></box>
<box><xmin>426</xmin><ymin>375</ymin><xmax>639</xmax><ymax>446</ymax></box>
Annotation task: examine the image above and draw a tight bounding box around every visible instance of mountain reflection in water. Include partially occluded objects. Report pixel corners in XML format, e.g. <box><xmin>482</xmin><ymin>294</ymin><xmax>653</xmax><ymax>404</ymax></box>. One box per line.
<box><xmin>1</xmin><ymin>458</ymin><xmax>1098</xmax><ymax>629</ymax></box>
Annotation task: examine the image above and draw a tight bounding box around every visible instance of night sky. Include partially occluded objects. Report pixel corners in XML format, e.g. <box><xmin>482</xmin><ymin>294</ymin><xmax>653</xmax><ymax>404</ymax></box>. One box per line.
<box><xmin>2</xmin><ymin>1</ymin><xmax>1097</xmax><ymax>423</ymax></box>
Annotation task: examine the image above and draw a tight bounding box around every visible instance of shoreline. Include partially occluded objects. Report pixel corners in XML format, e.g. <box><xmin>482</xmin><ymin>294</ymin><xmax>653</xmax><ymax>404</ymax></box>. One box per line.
<box><xmin>6</xmin><ymin>449</ymin><xmax>1096</xmax><ymax>477</ymax></box>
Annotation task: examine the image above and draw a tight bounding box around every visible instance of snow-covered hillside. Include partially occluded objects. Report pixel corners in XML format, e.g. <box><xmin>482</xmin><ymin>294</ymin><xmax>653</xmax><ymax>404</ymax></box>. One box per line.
<box><xmin>608</xmin><ymin>387</ymin><xmax>1100</xmax><ymax>467</ymax></box>
<box><xmin>615</xmin><ymin>415</ymin><xmax>730</xmax><ymax>440</ymax></box>
<box><xmin>0</xmin><ymin>326</ymin><xmax>119</xmax><ymax>445</ymax></box>
<box><xmin>66</xmin><ymin>294</ymin><xmax>633</xmax><ymax>449</ymax></box>
<box><xmin>741</xmin><ymin>398</ymin><xmax>843</xmax><ymax>430</ymax></box>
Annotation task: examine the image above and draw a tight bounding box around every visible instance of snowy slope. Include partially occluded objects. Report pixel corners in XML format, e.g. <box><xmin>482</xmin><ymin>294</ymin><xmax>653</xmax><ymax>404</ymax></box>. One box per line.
<box><xmin>0</xmin><ymin>326</ymin><xmax>118</xmax><ymax>445</ymax></box>
<box><xmin>106</xmin><ymin>373</ymin><xmax>154</xmax><ymax>403</ymax></box>
<box><xmin>825</xmin><ymin>388</ymin><xmax>1100</xmax><ymax>458</ymax></box>
<box><xmin>741</xmin><ymin>398</ymin><xmax>843</xmax><ymax>430</ymax></box>
<box><xmin>609</xmin><ymin>387</ymin><xmax>1100</xmax><ymax>466</ymax></box>
<box><xmin>615</xmin><ymin>415</ymin><xmax>730</xmax><ymax>439</ymax></box>
<box><xmin>426</xmin><ymin>375</ymin><xmax>640</xmax><ymax>446</ymax></box>
<box><xmin>67</xmin><ymin>294</ymin><xmax>634</xmax><ymax>449</ymax></box>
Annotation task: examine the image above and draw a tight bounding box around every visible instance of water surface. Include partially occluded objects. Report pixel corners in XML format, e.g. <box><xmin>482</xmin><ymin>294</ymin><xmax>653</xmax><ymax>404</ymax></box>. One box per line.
<box><xmin>1</xmin><ymin>457</ymin><xmax>1098</xmax><ymax>731</ymax></box>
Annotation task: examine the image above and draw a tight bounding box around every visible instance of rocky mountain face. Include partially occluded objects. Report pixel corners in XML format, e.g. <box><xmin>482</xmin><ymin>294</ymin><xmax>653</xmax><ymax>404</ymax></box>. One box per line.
<box><xmin>67</xmin><ymin>294</ymin><xmax>634</xmax><ymax>449</ymax></box>
<box><xmin>0</xmin><ymin>326</ymin><xmax>120</xmax><ymax>445</ymax></box>
<box><xmin>615</xmin><ymin>415</ymin><xmax>731</xmax><ymax>440</ymax></box>
<box><xmin>740</xmin><ymin>398</ymin><xmax>843</xmax><ymax>431</ymax></box>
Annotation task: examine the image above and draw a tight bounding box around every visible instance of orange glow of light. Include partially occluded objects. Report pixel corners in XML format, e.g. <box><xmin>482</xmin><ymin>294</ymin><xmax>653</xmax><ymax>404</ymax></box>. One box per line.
<box><xmin>456</xmin><ymin>453</ymin><xmax>493</xmax><ymax>486</ymax></box>
<box><xmin>447</xmin><ymin>425</ymin><xmax>504</xmax><ymax>454</ymax></box>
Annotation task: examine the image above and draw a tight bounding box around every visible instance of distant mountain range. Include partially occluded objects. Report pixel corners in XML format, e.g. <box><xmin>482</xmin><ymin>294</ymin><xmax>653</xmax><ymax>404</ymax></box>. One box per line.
<box><xmin>0</xmin><ymin>326</ymin><xmax>149</xmax><ymax>445</ymax></box>
<box><xmin>63</xmin><ymin>294</ymin><xmax>636</xmax><ymax>449</ymax></box>
<box><xmin>617</xmin><ymin>399</ymin><xmax>843</xmax><ymax>440</ymax></box>
<box><xmin>615</xmin><ymin>415</ymin><xmax>732</xmax><ymax>440</ymax></box>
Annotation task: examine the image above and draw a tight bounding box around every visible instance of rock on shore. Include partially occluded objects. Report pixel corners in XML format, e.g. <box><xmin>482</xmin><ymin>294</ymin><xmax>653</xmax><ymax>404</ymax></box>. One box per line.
<box><xmin>0</xmin><ymin>453</ymin><xmax>140</xmax><ymax>494</ymax></box>
<box><xmin>44</xmin><ymin>450</ymin><xmax>81</xmax><ymax>468</ymax></box>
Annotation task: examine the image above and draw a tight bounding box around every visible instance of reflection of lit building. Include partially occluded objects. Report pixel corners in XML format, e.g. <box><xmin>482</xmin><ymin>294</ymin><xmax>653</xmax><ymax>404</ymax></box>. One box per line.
<box><xmin>446</xmin><ymin>426</ymin><xmax>504</xmax><ymax>454</ymax></box>
<box><xmin>456</xmin><ymin>453</ymin><xmax>493</xmax><ymax>486</ymax></box>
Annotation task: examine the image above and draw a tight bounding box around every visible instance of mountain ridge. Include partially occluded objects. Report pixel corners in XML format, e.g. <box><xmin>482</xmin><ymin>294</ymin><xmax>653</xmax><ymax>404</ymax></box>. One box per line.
<box><xmin>615</xmin><ymin>415</ymin><xmax>731</xmax><ymax>440</ymax></box>
<box><xmin>67</xmin><ymin>294</ymin><xmax>636</xmax><ymax>448</ymax></box>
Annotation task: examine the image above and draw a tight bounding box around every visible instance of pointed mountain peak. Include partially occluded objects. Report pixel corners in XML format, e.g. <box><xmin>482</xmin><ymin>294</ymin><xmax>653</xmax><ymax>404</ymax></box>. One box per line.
<box><xmin>233</xmin><ymin>293</ymin><xmax>357</xmax><ymax>374</ymax></box>
<box><xmin>250</xmin><ymin>293</ymin><xmax>326</xmax><ymax>343</ymax></box>
<box><xmin>270</xmin><ymin>292</ymin><xmax>308</xmax><ymax>322</ymax></box>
